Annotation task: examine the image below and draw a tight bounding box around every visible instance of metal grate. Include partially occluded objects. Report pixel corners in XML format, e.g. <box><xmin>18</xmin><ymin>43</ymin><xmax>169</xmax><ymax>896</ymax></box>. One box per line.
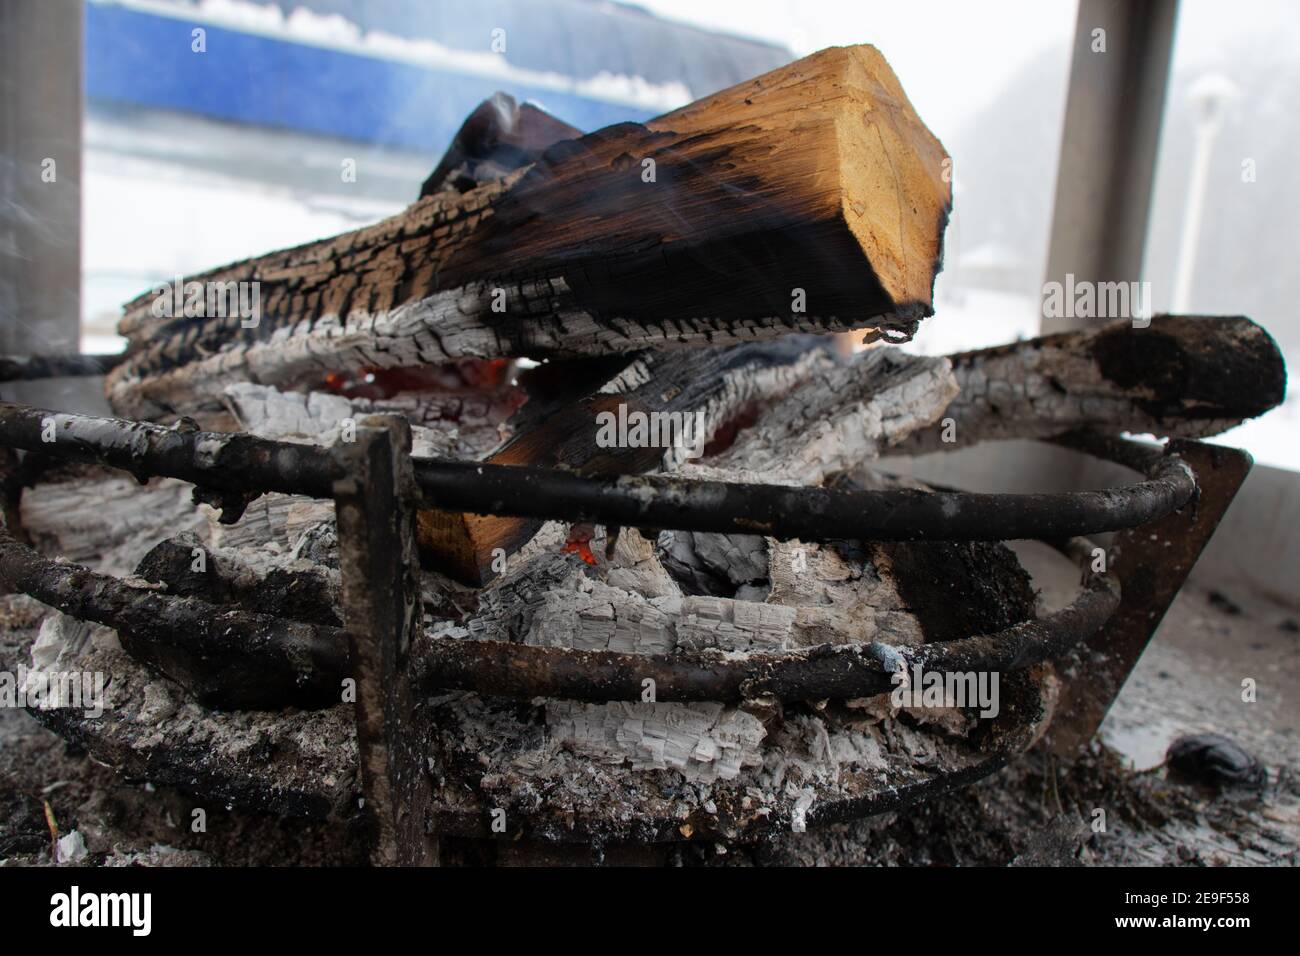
<box><xmin>0</xmin><ymin>389</ymin><xmax>1251</xmax><ymax>859</ymax></box>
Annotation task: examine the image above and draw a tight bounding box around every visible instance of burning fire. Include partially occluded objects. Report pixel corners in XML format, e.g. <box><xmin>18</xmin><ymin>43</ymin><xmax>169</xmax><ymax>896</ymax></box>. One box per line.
<box><xmin>562</xmin><ymin>523</ymin><xmax>599</xmax><ymax>566</ymax></box>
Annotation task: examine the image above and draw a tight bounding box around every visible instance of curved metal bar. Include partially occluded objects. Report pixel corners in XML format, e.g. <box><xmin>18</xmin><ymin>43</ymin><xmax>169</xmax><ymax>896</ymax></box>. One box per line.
<box><xmin>0</xmin><ymin>525</ymin><xmax>349</xmax><ymax>710</ymax></box>
<box><xmin>0</xmin><ymin>520</ymin><xmax>1116</xmax><ymax>707</ymax></box>
<box><xmin>411</xmin><ymin>451</ymin><xmax>1192</xmax><ymax>543</ymax></box>
<box><xmin>0</xmin><ymin>400</ymin><xmax>1196</xmax><ymax>542</ymax></box>
<box><xmin>414</xmin><ymin>539</ymin><xmax>1118</xmax><ymax>702</ymax></box>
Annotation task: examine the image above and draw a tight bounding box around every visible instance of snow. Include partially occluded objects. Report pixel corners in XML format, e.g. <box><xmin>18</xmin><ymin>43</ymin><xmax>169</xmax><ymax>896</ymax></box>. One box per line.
<box><xmin>81</xmin><ymin>132</ymin><xmax>407</xmax><ymax>352</ymax></box>
<box><xmin>903</xmin><ymin>287</ymin><xmax>1041</xmax><ymax>357</ymax></box>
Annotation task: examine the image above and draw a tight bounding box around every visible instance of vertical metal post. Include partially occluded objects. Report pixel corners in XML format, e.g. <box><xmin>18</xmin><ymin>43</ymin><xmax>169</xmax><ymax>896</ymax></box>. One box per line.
<box><xmin>1041</xmin><ymin>0</ymin><xmax>1178</xmax><ymax>334</ymax></box>
<box><xmin>333</xmin><ymin>416</ymin><xmax>439</xmax><ymax>866</ymax></box>
<box><xmin>0</xmin><ymin>0</ymin><xmax>83</xmax><ymax>355</ymax></box>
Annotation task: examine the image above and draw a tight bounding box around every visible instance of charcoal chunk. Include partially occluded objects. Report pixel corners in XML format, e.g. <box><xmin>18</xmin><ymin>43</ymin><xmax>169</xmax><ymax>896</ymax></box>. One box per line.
<box><xmin>1166</xmin><ymin>733</ymin><xmax>1266</xmax><ymax>790</ymax></box>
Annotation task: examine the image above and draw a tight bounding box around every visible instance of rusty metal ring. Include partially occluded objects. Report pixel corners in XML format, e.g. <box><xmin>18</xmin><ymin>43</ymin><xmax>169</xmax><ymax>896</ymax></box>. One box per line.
<box><xmin>0</xmin><ymin>523</ymin><xmax>1115</xmax><ymax>708</ymax></box>
<box><xmin>0</xmin><ymin>400</ymin><xmax>1194</xmax><ymax>542</ymax></box>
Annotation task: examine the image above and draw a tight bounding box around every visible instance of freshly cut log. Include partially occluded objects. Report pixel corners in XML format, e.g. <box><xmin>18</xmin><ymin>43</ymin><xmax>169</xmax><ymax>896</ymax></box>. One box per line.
<box><xmin>897</xmin><ymin>315</ymin><xmax>1287</xmax><ymax>453</ymax></box>
<box><xmin>106</xmin><ymin>44</ymin><xmax>951</xmax><ymax>420</ymax></box>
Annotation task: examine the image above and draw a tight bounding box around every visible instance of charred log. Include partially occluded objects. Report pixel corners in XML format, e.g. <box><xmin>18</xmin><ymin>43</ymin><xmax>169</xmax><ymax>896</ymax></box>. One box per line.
<box><xmin>419</xmin><ymin>93</ymin><xmax>583</xmax><ymax>197</ymax></box>
<box><xmin>106</xmin><ymin>45</ymin><xmax>952</xmax><ymax>419</ymax></box>
<box><xmin>417</xmin><ymin>336</ymin><xmax>837</xmax><ymax>584</ymax></box>
<box><xmin>898</xmin><ymin>315</ymin><xmax>1286</xmax><ymax>454</ymax></box>
<box><xmin>134</xmin><ymin>535</ymin><xmax>341</xmax><ymax>628</ymax></box>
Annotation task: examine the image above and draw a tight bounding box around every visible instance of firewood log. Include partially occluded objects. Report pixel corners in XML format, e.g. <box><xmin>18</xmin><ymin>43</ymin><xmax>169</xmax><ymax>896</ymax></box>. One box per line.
<box><xmin>896</xmin><ymin>315</ymin><xmax>1287</xmax><ymax>454</ymax></box>
<box><xmin>105</xmin><ymin>45</ymin><xmax>951</xmax><ymax>421</ymax></box>
<box><xmin>417</xmin><ymin>337</ymin><xmax>839</xmax><ymax>584</ymax></box>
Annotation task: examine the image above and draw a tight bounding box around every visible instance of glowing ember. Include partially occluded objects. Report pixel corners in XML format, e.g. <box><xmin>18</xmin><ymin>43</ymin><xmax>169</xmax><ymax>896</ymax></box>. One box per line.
<box><xmin>562</xmin><ymin>523</ymin><xmax>598</xmax><ymax>566</ymax></box>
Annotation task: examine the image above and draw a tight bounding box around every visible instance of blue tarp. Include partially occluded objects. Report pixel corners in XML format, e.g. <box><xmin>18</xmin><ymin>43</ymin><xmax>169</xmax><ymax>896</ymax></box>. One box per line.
<box><xmin>84</xmin><ymin>2</ymin><xmax>661</xmax><ymax>150</ymax></box>
<box><xmin>84</xmin><ymin>1</ymin><xmax>792</xmax><ymax>151</ymax></box>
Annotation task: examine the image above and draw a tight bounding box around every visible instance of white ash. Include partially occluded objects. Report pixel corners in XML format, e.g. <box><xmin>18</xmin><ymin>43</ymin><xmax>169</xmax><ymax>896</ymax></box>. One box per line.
<box><xmin>706</xmin><ymin>347</ymin><xmax>958</xmax><ymax>484</ymax></box>
<box><xmin>21</xmin><ymin>477</ymin><xmax>209</xmax><ymax>575</ymax></box>
<box><xmin>223</xmin><ymin>383</ymin><xmax>354</xmax><ymax>442</ymax></box>
<box><xmin>460</xmin><ymin>546</ymin><xmax>590</xmax><ymax>643</ymax></box>
<box><xmin>676</xmin><ymin>596</ymin><xmax>797</xmax><ymax>652</ymax></box>
<box><xmin>658</xmin><ymin>530</ymin><xmax>769</xmax><ymax>597</ymax></box>
<box><xmin>789</xmin><ymin>789</ymin><xmax>815</xmax><ymax>833</ymax></box>
<box><xmin>601</xmin><ymin>345</ymin><xmax>839</xmax><ymax>471</ymax></box>
<box><xmin>205</xmin><ymin>493</ymin><xmax>333</xmax><ymax>555</ymax></box>
<box><xmin>444</xmin><ymin>489</ymin><xmax>954</xmax><ymax>792</ymax></box>
<box><xmin>526</xmin><ymin>577</ymin><xmax>678</xmax><ymax>655</ymax></box>
<box><xmin>437</xmin><ymin>344</ymin><xmax>963</xmax><ymax>783</ymax></box>
<box><xmin>29</xmin><ymin>612</ymin><xmax>92</xmax><ymax>674</ymax></box>
<box><xmin>55</xmin><ymin>830</ymin><xmax>89</xmax><ymax>863</ymax></box>
<box><xmin>545</xmin><ymin>701</ymin><xmax>766</xmax><ymax>782</ymax></box>
<box><xmin>223</xmin><ymin>382</ymin><xmax>462</xmax><ymax>460</ymax></box>
<box><xmin>759</xmin><ymin>711</ymin><xmax>891</xmax><ymax>800</ymax></box>
<box><xmin>605</xmin><ymin>528</ymin><xmax>683</xmax><ymax>599</ymax></box>
<box><xmin>766</xmin><ymin>539</ymin><xmax>925</xmax><ymax>648</ymax></box>
<box><xmin>20</xmin><ymin>615</ymin><xmax>359</xmax><ymax>817</ymax></box>
<box><xmin>459</xmin><ymin>529</ymin><xmax>928</xmax><ymax>659</ymax></box>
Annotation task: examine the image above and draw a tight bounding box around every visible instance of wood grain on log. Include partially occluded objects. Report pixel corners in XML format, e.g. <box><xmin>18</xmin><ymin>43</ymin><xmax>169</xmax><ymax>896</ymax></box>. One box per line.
<box><xmin>106</xmin><ymin>45</ymin><xmax>950</xmax><ymax>420</ymax></box>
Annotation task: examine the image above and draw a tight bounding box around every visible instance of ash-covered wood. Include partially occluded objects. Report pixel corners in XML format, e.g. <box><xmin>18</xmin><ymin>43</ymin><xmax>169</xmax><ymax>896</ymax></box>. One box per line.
<box><xmin>899</xmin><ymin>315</ymin><xmax>1287</xmax><ymax>453</ymax></box>
<box><xmin>410</xmin><ymin>540</ymin><xmax>1112</xmax><ymax>706</ymax></box>
<box><xmin>417</xmin><ymin>336</ymin><xmax>837</xmax><ymax>584</ymax></box>
<box><xmin>693</xmin><ymin>346</ymin><xmax>957</xmax><ymax>485</ymax></box>
<box><xmin>224</xmin><ymin>379</ymin><xmax>517</xmax><ymax>461</ymax></box>
<box><xmin>0</xmin><ymin>525</ymin><xmax>347</xmax><ymax>709</ymax></box>
<box><xmin>20</xmin><ymin>474</ymin><xmax>207</xmax><ymax>574</ymax></box>
<box><xmin>6</xmin><ymin>605</ymin><xmax>361</xmax><ymax>823</ymax></box>
<box><xmin>134</xmin><ymin>534</ymin><xmax>341</xmax><ymax>627</ymax></box>
<box><xmin>105</xmin><ymin>45</ymin><xmax>951</xmax><ymax>420</ymax></box>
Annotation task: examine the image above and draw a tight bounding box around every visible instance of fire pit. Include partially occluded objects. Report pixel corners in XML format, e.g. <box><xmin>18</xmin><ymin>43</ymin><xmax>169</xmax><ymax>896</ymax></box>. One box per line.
<box><xmin>0</xmin><ymin>43</ymin><xmax>1286</xmax><ymax>867</ymax></box>
<box><xmin>0</xmin><ymin>376</ymin><xmax>1265</xmax><ymax>863</ymax></box>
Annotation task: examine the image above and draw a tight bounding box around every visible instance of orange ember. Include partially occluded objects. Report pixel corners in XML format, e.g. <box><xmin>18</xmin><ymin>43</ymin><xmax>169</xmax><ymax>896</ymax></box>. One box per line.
<box><xmin>562</xmin><ymin>523</ymin><xmax>599</xmax><ymax>565</ymax></box>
